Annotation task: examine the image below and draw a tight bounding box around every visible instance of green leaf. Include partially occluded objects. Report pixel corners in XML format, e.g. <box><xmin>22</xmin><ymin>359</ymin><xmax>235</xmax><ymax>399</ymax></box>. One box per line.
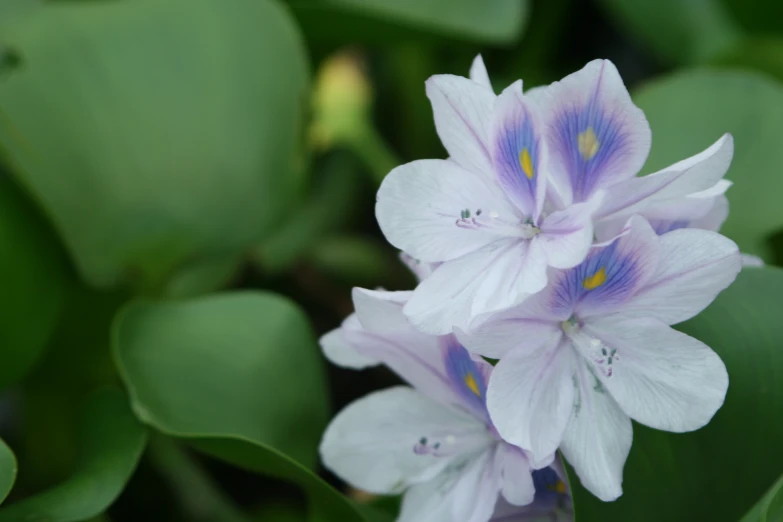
<box><xmin>0</xmin><ymin>175</ymin><xmax>65</xmax><ymax>390</ymax></box>
<box><xmin>740</xmin><ymin>474</ymin><xmax>783</xmax><ymax>522</ymax></box>
<box><xmin>0</xmin><ymin>439</ymin><xmax>17</xmax><ymax>505</ymax></box>
<box><xmin>720</xmin><ymin>0</ymin><xmax>783</xmax><ymax>37</ymax></box>
<box><xmin>0</xmin><ymin>0</ymin><xmax>308</xmax><ymax>289</ymax></box>
<box><xmin>714</xmin><ymin>36</ymin><xmax>783</xmax><ymax>83</ymax></box>
<box><xmin>0</xmin><ymin>389</ymin><xmax>148</xmax><ymax>522</ymax></box>
<box><xmin>290</xmin><ymin>0</ymin><xmax>529</xmax><ymax>44</ymax></box>
<box><xmin>309</xmin><ymin>235</ymin><xmax>412</xmax><ymax>289</ymax></box>
<box><xmin>112</xmin><ymin>292</ymin><xmax>365</xmax><ymax>522</ymax></box>
<box><xmin>632</xmin><ymin>70</ymin><xmax>783</xmax><ymax>262</ymax></box>
<box><xmin>569</xmin><ymin>267</ymin><xmax>783</xmax><ymax>522</ymax></box>
<box><xmin>597</xmin><ymin>0</ymin><xmax>741</xmax><ymax>64</ymax></box>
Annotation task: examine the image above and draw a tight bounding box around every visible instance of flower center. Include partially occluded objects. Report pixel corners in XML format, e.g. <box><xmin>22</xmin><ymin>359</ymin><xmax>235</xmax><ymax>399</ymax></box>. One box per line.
<box><xmin>561</xmin><ymin>316</ymin><xmax>619</xmax><ymax>378</ymax></box>
<box><xmin>412</xmin><ymin>427</ymin><xmax>496</xmax><ymax>458</ymax></box>
<box><xmin>455</xmin><ymin>208</ymin><xmax>540</xmax><ymax>239</ymax></box>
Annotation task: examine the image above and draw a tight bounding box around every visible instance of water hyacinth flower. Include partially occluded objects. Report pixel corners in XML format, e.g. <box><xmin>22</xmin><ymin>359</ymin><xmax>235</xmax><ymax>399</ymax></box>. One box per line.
<box><xmin>376</xmin><ymin>56</ymin><xmax>734</xmax><ymax>335</ymax></box>
<box><xmin>320</xmin><ymin>288</ymin><xmax>571</xmax><ymax>522</ymax></box>
<box><xmin>458</xmin><ymin>216</ymin><xmax>741</xmax><ymax>501</ymax></box>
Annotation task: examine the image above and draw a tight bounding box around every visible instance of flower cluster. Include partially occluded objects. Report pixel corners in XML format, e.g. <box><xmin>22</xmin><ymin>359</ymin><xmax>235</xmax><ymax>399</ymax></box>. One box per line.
<box><xmin>319</xmin><ymin>56</ymin><xmax>743</xmax><ymax>521</ymax></box>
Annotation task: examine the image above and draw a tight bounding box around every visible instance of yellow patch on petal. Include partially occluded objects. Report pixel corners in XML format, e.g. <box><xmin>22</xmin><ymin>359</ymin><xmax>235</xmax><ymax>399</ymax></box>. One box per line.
<box><xmin>548</xmin><ymin>480</ymin><xmax>567</xmax><ymax>494</ymax></box>
<box><xmin>583</xmin><ymin>267</ymin><xmax>607</xmax><ymax>290</ymax></box>
<box><xmin>519</xmin><ymin>148</ymin><xmax>534</xmax><ymax>179</ymax></box>
<box><xmin>577</xmin><ymin>127</ymin><xmax>599</xmax><ymax>160</ymax></box>
<box><xmin>464</xmin><ymin>373</ymin><xmax>481</xmax><ymax>397</ymax></box>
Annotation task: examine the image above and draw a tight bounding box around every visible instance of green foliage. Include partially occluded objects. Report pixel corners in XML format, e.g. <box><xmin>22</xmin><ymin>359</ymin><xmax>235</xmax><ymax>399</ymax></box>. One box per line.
<box><xmin>0</xmin><ymin>176</ymin><xmax>65</xmax><ymax>389</ymax></box>
<box><xmin>569</xmin><ymin>267</ymin><xmax>783</xmax><ymax>521</ymax></box>
<box><xmin>290</xmin><ymin>0</ymin><xmax>529</xmax><ymax>44</ymax></box>
<box><xmin>0</xmin><ymin>0</ymin><xmax>783</xmax><ymax>520</ymax></box>
<box><xmin>0</xmin><ymin>0</ymin><xmax>309</xmax><ymax>290</ymax></box>
<box><xmin>597</xmin><ymin>0</ymin><xmax>741</xmax><ymax>64</ymax></box>
<box><xmin>112</xmin><ymin>292</ymin><xmax>364</xmax><ymax>521</ymax></box>
<box><xmin>741</xmin><ymin>474</ymin><xmax>783</xmax><ymax>522</ymax></box>
<box><xmin>0</xmin><ymin>390</ymin><xmax>147</xmax><ymax>521</ymax></box>
<box><xmin>0</xmin><ymin>440</ymin><xmax>16</xmax><ymax>505</ymax></box>
<box><xmin>633</xmin><ymin>70</ymin><xmax>783</xmax><ymax>262</ymax></box>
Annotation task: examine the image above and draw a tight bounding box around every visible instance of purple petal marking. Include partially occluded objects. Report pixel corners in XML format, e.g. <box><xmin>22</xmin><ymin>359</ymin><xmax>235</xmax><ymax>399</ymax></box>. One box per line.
<box><xmin>494</xmin><ymin>102</ymin><xmax>541</xmax><ymax>217</ymax></box>
<box><xmin>552</xmin><ymin>89</ymin><xmax>628</xmax><ymax>203</ymax></box>
<box><xmin>648</xmin><ymin>219</ymin><xmax>690</xmax><ymax>235</ymax></box>
<box><xmin>442</xmin><ymin>337</ymin><xmax>489</xmax><ymax>419</ymax></box>
<box><xmin>550</xmin><ymin>239</ymin><xmax>642</xmax><ymax>318</ymax></box>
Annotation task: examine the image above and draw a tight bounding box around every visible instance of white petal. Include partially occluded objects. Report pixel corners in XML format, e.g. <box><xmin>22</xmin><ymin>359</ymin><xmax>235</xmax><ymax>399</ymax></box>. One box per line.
<box><xmin>399</xmin><ymin>449</ymin><xmax>500</xmax><ymax>522</ymax></box>
<box><xmin>689</xmin><ymin>193</ymin><xmax>729</xmax><ymax>232</ymax></box>
<box><xmin>487</xmin><ymin>340</ymin><xmax>575</xmax><ymax>467</ymax></box>
<box><xmin>426</xmin><ymin>74</ymin><xmax>496</xmax><ymax>178</ymax></box>
<box><xmin>741</xmin><ymin>253</ymin><xmax>765</xmax><ymax>267</ymax></box>
<box><xmin>598</xmin><ymin>134</ymin><xmax>733</xmax><ymax>220</ymax></box>
<box><xmin>404</xmin><ymin>239</ymin><xmax>548</xmax><ymax>335</ymax></box>
<box><xmin>319</xmin><ymin>317</ymin><xmax>378</xmax><ymax>369</ymax></box>
<box><xmin>538</xmin><ymin>193</ymin><xmax>602</xmax><ymax>269</ymax></box>
<box><xmin>451</xmin><ymin>448</ymin><xmax>504</xmax><ymax>522</ymax></box>
<box><xmin>469</xmin><ymin>54</ymin><xmax>493</xmax><ymax>92</ymax></box>
<box><xmin>399</xmin><ymin>478</ymin><xmax>454</xmax><ymax>522</ymax></box>
<box><xmin>320</xmin><ymin>387</ymin><xmax>487</xmax><ymax>495</ymax></box>
<box><xmin>348</xmin><ymin>288</ymin><xmax>466</xmax><ymax>408</ymax></box>
<box><xmin>399</xmin><ymin>252</ymin><xmax>439</xmax><ymax>281</ymax></box>
<box><xmin>621</xmin><ymin>228</ymin><xmax>741</xmax><ymax>324</ymax></box>
<box><xmin>376</xmin><ymin>159</ymin><xmax>516</xmax><ymax>262</ymax></box>
<box><xmin>542</xmin><ymin>60</ymin><xmax>651</xmax><ymax>205</ymax></box>
<box><xmin>352</xmin><ymin>288</ymin><xmax>413</xmax><ymax>333</ymax></box>
<box><xmin>499</xmin><ymin>445</ymin><xmax>536</xmax><ymax>506</ymax></box>
<box><xmin>584</xmin><ymin>316</ymin><xmax>729</xmax><ymax>432</ymax></box>
<box><xmin>560</xmin><ymin>360</ymin><xmax>632</xmax><ymax>502</ymax></box>
<box><xmin>456</xmin><ymin>313</ymin><xmax>560</xmax><ymax>360</ymax></box>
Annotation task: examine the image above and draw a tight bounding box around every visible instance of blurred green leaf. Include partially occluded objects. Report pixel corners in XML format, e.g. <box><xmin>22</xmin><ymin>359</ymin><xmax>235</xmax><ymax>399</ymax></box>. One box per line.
<box><xmin>0</xmin><ymin>176</ymin><xmax>66</xmax><ymax>390</ymax></box>
<box><xmin>0</xmin><ymin>0</ymin><xmax>309</xmax><ymax>290</ymax></box>
<box><xmin>112</xmin><ymin>292</ymin><xmax>364</xmax><ymax>522</ymax></box>
<box><xmin>721</xmin><ymin>0</ymin><xmax>783</xmax><ymax>36</ymax></box>
<box><xmin>289</xmin><ymin>0</ymin><xmax>528</xmax><ymax>44</ymax></box>
<box><xmin>163</xmin><ymin>254</ymin><xmax>243</xmax><ymax>299</ymax></box>
<box><xmin>570</xmin><ymin>267</ymin><xmax>783</xmax><ymax>522</ymax></box>
<box><xmin>633</xmin><ymin>69</ymin><xmax>783</xmax><ymax>262</ymax></box>
<box><xmin>256</xmin><ymin>151</ymin><xmax>366</xmax><ymax>274</ymax></box>
<box><xmin>740</xmin><ymin>474</ymin><xmax>783</xmax><ymax>522</ymax></box>
<box><xmin>309</xmin><ymin>235</ymin><xmax>410</xmax><ymax>289</ymax></box>
<box><xmin>597</xmin><ymin>0</ymin><xmax>741</xmax><ymax>64</ymax></box>
<box><xmin>18</xmin><ymin>285</ymin><xmax>127</xmax><ymax>489</ymax></box>
<box><xmin>714</xmin><ymin>36</ymin><xmax>783</xmax><ymax>82</ymax></box>
<box><xmin>0</xmin><ymin>440</ymin><xmax>17</xmax><ymax>505</ymax></box>
<box><xmin>0</xmin><ymin>389</ymin><xmax>148</xmax><ymax>522</ymax></box>
<box><xmin>148</xmin><ymin>436</ymin><xmax>251</xmax><ymax>522</ymax></box>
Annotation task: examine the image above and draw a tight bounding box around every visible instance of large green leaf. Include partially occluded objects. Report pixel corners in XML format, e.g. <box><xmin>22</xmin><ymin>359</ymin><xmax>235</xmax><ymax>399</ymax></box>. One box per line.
<box><xmin>0</xmin><ymin>0</ymin><xmax>308</xmax><ymax>289</ymax></box>
<box><xmin>289</xmin><ymin>0</ymin><xmax>528</xmax><ymax>44</ymax></box>
<box><xmin>570</xmin><ymin>267</ymin><xmax>783</xmax><ymax>522</ymax></box>
<box><xmin>597</xmin><ymin>0</ymin><xmax>741</xmax><ymax>64</ymax></box>
<box><xmin>632</xmin><ymin>70</ymin><xmax>783</xmax><ymax>262</ymax></box>
<box><xmin>112</xmin><ymin>291</ymin><xmax>364</xmax><ymax>522</ymax></box>
<box><xmin>740</xmin><ymin>473</ymin><xmax>783</xmax><ymax>522</ymax></box>
<box><xmin>0</xmin><ymin>176</ymin><xmax>66</xmax><ymax>390</ymax></box>
<box><xmin>0</xmin><ymin>439</ymin><xmax>16</xmax><ymax>506</ymax></box>
<box><xmin>0</xmin><ymin>389</ymin><xmax>148</xmax><ymax>521</ymax></box>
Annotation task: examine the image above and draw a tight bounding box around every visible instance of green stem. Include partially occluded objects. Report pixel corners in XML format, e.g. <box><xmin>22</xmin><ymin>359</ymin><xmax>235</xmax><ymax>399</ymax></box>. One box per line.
<box><xmin>147</xmin><ymin>436</ymin><xmax>251</xmax><ymax>522</ymax></box>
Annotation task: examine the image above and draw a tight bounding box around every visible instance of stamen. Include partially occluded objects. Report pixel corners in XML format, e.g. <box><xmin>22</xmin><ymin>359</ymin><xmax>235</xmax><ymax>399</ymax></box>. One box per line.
<box><xmin>562</xmin><ymin>319</ymin><xmax>618</xmax><ymax>378</ymax></box>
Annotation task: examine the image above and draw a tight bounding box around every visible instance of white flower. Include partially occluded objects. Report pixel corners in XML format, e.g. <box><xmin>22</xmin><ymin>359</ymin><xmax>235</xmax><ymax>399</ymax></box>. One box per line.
<box><xmin>376</xmin><ymin>56</ymin><xmax>735</xmax><ymax>336</ymax></box>
<box><xmin>319</xmin><ymin>288</ymin><xmax>572</xmax><ymax>522</ymax></box>
<box><xmin>458</xmin><ymin>216</ymin><xmax>741</xmax><ymax>501</ymax></box>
